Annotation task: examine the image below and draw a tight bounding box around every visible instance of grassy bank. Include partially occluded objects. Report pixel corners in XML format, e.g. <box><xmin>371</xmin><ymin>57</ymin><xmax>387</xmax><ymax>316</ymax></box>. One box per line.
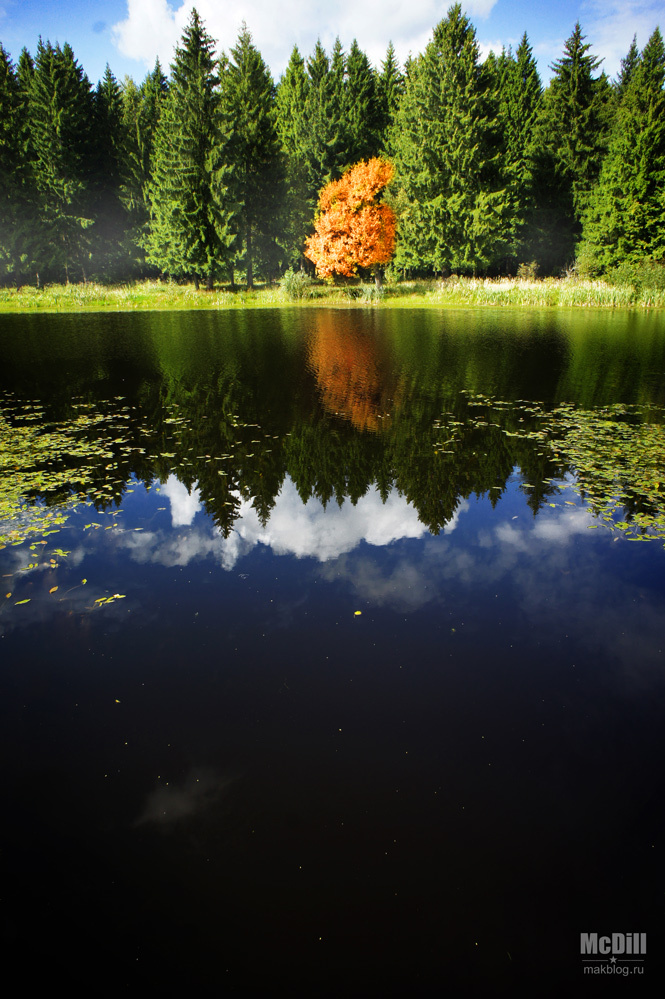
<box><xmin>0</xmin><ymin>274</ymin><xmax>663</xmax><ymax>313</ymax></box>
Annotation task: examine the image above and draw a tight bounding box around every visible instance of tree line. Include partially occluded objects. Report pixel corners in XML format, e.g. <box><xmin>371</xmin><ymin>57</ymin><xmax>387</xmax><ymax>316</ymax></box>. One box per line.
<box><xmin>0</xmin><ymin>4</ymin><xmax>663</xmax><ymax>288</ymax></box>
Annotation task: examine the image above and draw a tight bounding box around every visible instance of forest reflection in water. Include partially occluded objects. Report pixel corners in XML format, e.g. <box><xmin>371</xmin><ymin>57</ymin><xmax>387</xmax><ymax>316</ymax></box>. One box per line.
<box><xmin>1</xmin><ymin>307</ymin><xmax>664</xmax><ymax>990</ymax></box>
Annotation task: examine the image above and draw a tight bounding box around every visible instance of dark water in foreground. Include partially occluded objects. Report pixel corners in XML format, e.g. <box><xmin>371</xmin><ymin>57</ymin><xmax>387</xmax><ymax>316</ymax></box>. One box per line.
<box><xmin>1</xmin><ymin>308</ymin><xmax>664</xmax><ymax>991</ymax></box>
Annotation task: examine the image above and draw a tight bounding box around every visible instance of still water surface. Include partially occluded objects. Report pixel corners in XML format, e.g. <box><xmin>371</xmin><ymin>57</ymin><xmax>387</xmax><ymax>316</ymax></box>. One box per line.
<box><xmin>1</xmin><ymin>308</ymin><xmax>664</xmax><ymax>990</ymax></box>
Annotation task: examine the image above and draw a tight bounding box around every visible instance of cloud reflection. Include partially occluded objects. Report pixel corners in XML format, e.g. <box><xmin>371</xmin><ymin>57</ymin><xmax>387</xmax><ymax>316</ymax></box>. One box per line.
<box><xmin>161</xmin><ymin>475</ymin><xmax>202</xmax><ymax>527</ymax></box>
<box><xmin>135</xmin><ymin>769</ymin><xmax>231</xmax><ymax>827</ymax></box>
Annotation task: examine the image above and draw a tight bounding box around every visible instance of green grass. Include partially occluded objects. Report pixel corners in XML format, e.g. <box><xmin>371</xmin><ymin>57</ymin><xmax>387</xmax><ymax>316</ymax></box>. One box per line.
<box><xmin>0</xmin><ymin>274</ymin><xmax>663</xmax><ymax>313</ymax></box>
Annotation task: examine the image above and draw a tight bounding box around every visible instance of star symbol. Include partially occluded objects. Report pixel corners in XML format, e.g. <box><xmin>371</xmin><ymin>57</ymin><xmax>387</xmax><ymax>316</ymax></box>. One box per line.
<box><xmin>610</xmin><ymin>956</ymin><xmax>617</xmax><ymax>964</ymax></box>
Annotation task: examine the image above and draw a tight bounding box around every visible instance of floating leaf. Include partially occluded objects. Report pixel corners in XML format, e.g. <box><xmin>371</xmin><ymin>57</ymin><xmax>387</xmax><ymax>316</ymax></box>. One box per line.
<box><xmin>49</xmin><ymin>586</ymin><xmax>58</xmax><ymax>594</ymax></box>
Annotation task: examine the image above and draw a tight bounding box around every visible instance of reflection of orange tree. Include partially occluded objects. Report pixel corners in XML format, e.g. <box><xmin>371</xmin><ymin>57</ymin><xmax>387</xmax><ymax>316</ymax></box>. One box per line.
<box><xmin>307</xmin><ymin>314</ymin><xmax>401</xmax><ymax>432</ymax></box>
<box><xmin>304</xmin><ymin>158</ymin><xmax>396</xmax><ymax>279</ymax></box>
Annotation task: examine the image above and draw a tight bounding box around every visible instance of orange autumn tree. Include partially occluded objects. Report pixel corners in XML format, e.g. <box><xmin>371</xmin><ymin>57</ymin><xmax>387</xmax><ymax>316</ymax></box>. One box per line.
<box><xmin>304</xmin><ymin>158</ymin><xmax>396</xmax><ymax>280</ymax></box>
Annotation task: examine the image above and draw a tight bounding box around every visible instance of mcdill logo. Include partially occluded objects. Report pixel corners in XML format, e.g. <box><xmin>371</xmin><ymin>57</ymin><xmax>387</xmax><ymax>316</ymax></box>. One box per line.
<box><xmin>580</xmin><ymin>933</ymin><xmax>646</xmax><ymax>976</ymax></box>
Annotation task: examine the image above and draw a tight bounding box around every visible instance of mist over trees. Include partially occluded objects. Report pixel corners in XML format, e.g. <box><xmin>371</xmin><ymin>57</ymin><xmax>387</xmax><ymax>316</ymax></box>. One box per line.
<box><xmin>0</xmin><ymin>4</ymin><xmax>663</xmax><ymax>287</ymax></box>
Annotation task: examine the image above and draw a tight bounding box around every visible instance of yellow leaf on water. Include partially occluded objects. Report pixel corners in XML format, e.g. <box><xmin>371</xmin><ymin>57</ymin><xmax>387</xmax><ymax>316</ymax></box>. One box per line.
<box><xmin>15</xmin><ymin>599</ymin><xmax>30</xmax><ymax>605</ymax></box>
<box><xmin>5</xmin><ymin>593</ymin><xmax>11</xmax><ymax>598</ymax></box>
<box><xmin>49</xmin><ymin>586</ymin><xmax>58</xmax><ymax>594</ymax></box>
<box><xmin>354</xmin><ymin>610</ymin><xmax>362</xmax><ymax>616</ymax></box>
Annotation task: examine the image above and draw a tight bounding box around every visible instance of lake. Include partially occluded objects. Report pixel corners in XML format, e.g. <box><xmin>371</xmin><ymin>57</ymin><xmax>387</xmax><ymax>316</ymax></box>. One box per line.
<box><xmin>1</xmin><ymin>307</ymin><xmax>664</xmax><ymax>990</ymax></box>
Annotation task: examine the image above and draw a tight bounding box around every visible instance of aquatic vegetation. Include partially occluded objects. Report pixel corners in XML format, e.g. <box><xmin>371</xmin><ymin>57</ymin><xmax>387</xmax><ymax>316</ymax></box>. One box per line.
<box><xmin>446</xmin><ymin>395</ymin><xmax>665</xmax><ymax>544</ymax></box>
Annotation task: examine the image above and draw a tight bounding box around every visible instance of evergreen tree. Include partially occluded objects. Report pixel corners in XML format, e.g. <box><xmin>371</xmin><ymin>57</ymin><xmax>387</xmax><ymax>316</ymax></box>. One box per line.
<box><xmin>389</xmin><ymin>4</ymin><xmax>512</xmax><ymax>274</ymax></box>
<box><xmin>120</xmin><ymin>60</ymin><xmax>167</xmax><ymax>269</ymax></box>
<box><xmin>527</xmin><ymin>23</ymin><xmax>611</xmax><ymax>270</ymax></box>
<box><xmin>376</xmin><ymin>42</ymin><xmax>404</xmax><ymax>150</ymax></box>
<box><xmin>276</xmin><ymin>46</ymin><xmax>312</xmax><ymax>267</ymax></box>
<box><xmin>301</xmin><ymin>40</ymin><xmax>348</xmax><ymax>191</ymax></box>
<box><xmin>344</xmin><ymin>39</ymin><xmax>381</xmax><ymax>163</ymax></box>
<box><xmin>579</xmin><ymin>28</ymin><xmax>665</xmax><ymax>272</ymax></box>
<box><xmin>28</xmin><ymin>39</ymin><xmax>96</xmax><ymax>282</ymax></box>
<box><xmin>146</xmin><ymin>10</ymin><xmax>235</xmax><ymax>289</ymax></box>
<box><xmin>495</xmin><ymin>34</ymin><xmax>543</xmax><ymax>267</ymax></box>
<box><xmin>0</xmin><ymin>44</ymin><xmax>20</xmax><ymax>280</ymax></box>
<box><xmin>91</xmin><ymin>65</ymin><xmax>127</xmax><ymax>277</ymax></box>
<box><xmin>219</xmin><ymin>24</ymin><xmax>284</xmax><ymax>287</ymax></box>
<box><xmin>616</xmin><ymin>35</ymin><xmax>640</xmax><ymax>100</ymax></box>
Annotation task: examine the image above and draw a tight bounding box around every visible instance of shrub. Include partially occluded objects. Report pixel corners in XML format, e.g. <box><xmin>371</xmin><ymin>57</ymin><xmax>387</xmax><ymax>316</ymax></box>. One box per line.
<box><xmin>280</xmin><ymin>269</ymin><xmax>313</xmax><ymax>300</ymax></box>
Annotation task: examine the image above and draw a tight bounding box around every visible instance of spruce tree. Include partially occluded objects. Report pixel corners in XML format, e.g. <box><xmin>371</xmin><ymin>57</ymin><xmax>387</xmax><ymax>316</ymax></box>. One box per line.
<box><xmin>218</xmin><ymin>25</ymin><xmax>284</xmax><ymax>287</ymax></box>
<box><xmin>579</xmin><ymin>28</ymin><xmax>665</xmax><ymax>272</ymax></box>
<box><xmin>146</xmin><ymin>10</ymin><xmax>235</xmax><ymax>289</ymax></box>
<box><xmin>344</xmin><ymin>40</ymin><xmax>381</xmax><ymax>163</ymax></box>
<box><xmin>546</xmin><ymin>26</ymin><xmax>610</xmax><ymax>216</ymax></box>
<box><xmin>495</xmin><ymin>34</ymin><xmax>543</xmax><ymax>267</ymax></box>
<box><xmin>616</xmin><ymin>35</ymin><xmax>640</xmax><ymax>99</ymax></box>
<box><xmin>301</xmin><ymin>41</ymin><xmax>348</xmax><ymax>191</ymax></box>
<box><xmin>0</xmin><ymin>44</ymin><xmax>20</xmax><ymax>280</ymax></box>
<box><xmin>376</xmin><ymin>42</ymin><xmax>404</xmax><ymax>150</ymax></box>
<box><xmin>527</xmin><ymin>24</ymin><xmax>611</xmax><ymax>270</ymax></box>
<box><xmin>28</xmin><ymin>39</ymin><xmax>96</xmax><ymax>282</ymax></box>
<box><xmin>389</xmin><ymin>4</ymin><xmax>512</xmax><ymax>274</ymax></box>
<box><xmin>91</xmin><ymin>65</ymin><xmax>127</xmax><ymax>277</ymax></box>
<box><xmin>276</xmin><ymin>46</ymin><xmax>313</xmax><ymax>267</ymax></box>
<box><xmin>121</xmin><ymin>60</ymin><xmax>167</xmax><ymax>270</ymax></box>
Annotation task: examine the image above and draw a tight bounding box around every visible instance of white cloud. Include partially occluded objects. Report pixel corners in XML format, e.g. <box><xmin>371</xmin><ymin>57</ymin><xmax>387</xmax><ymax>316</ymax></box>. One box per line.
<box><xmin>111</xmin><ymin>0</ymin><xmax>499</xmax><ymax>79</ymax></box>
<box><xmin>477</xmin><ymin>37</ymin><xmax>514</xmax><ymax>62</ymax></box>
<box><xmin>583</xmin><ymin>0</ymin><xmax>663</xmax><ymax>79</ymax></box>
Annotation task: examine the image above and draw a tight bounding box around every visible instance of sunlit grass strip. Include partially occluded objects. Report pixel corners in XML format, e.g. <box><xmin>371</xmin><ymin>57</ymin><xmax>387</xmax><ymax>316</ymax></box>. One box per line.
<box><xmin>0</xmin><ymin>275</ymin><xmax>663</xmax><ymax>313</ymax></box>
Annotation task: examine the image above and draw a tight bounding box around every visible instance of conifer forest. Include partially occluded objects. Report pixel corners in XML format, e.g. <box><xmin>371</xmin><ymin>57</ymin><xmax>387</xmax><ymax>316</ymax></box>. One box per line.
<box><xmin>0</xmin><ymin>3</ymin><xmax>663</xmax><ymax>289</ymax></box>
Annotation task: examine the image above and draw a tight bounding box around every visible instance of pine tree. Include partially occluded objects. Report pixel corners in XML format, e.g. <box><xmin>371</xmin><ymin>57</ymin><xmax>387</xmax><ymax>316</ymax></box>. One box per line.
<box><xmin>28</xmin><ymin>39</ymin><xmax>96</xmax><ymax>282</ymax></box>
<box><xmin>219</xmin><ymin>24</ymin><xmax>284</xmax><ymax>287</ymax></box>
<box><xmin>579</xmin><ymin>28</ymin><xmax>665</xmax><ymax>272</ymax></box>
<box><xmin>389</xmin><ymin>4</ymin><xmax>512</xmax><ymax>274</ymax></box>
<box><xmin>146</xmin><ymin>10</ymin><xmax>235</xmax><ymax>289</ymax></box>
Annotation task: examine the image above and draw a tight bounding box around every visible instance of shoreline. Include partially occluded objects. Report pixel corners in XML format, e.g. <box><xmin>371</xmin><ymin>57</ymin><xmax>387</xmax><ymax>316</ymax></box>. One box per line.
<box><xmin>0</xmin><ymin>275</ymin><xmax>663</xmax><ymax>313</ymax></box>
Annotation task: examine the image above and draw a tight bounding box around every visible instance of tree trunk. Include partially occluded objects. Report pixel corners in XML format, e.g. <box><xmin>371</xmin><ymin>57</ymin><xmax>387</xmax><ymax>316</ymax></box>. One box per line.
<box><xmin>194</xmin><ymin>274</ymin><xmax>200</xmax><ymax>291</ymax></box>
<box><xmin>374</xmin><ymin>266</ymin><xmax>383</xmax><ymax>289</ymax></box>
<box><xmin>206</xmin><ymin>273</ymin><xmax>213</xmax><ymax>291</ymax></box>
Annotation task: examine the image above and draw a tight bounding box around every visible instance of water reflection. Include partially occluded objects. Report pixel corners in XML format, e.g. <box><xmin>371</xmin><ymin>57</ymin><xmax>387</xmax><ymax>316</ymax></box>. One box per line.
<box><xmin>307</xmin><ymin>312</ymin><xmax>402</xmax><ymax>431</ymax></box>
<box><xmin>1</xmin><ymin>309</ymin><xmax>665</xmax><ymax>990</ymax></box>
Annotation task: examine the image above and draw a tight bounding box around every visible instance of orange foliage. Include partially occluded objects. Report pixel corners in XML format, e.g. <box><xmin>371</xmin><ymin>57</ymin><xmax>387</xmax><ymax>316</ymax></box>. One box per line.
<box><xmin>304</xmin><ymin>158</ymin><xmax>396</xmax><ymax>279</ymax></box>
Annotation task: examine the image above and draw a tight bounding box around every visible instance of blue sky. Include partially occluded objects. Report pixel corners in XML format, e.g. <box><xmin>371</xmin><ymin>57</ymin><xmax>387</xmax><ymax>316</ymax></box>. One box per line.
<box><xmin>0</xmin><ymin>1</ymin><xmax>662</xmax><ymax>87</ymax></box>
